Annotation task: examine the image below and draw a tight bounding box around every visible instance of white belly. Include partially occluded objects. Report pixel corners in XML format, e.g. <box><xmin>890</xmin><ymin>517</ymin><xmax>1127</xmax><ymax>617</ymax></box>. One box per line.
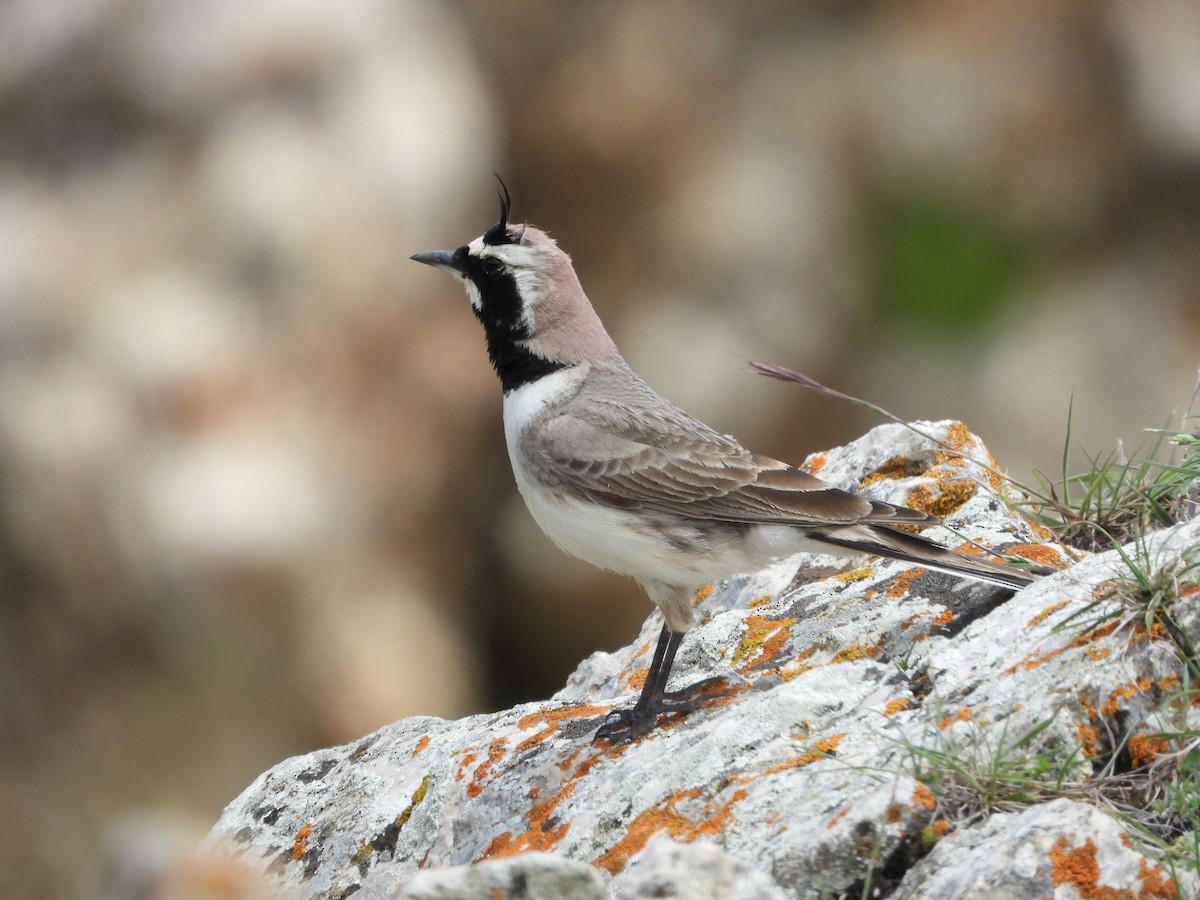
<box><xmin>501</xmin><ymin>370</ymin><xmax>677</xmax><ymax>580</ymax></box>
<box><xmin>500</xmin><ymin>370</ymin><xmax>838</xmax><ymax>590</ymax></box>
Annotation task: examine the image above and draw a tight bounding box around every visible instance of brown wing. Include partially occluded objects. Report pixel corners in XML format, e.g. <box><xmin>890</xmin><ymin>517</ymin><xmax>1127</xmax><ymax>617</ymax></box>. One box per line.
<box><xmin>536</xmin><ymin>404</ymin><xmax>936</xmax><ymax>528</ymax></box>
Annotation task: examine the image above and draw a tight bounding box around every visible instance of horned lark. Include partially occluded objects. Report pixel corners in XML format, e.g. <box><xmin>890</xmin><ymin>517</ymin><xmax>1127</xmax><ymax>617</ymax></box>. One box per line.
<box><xmin>412</xmin><ymin>185</ymin><xmax>1041</xmax><ymax>743</ymax></box>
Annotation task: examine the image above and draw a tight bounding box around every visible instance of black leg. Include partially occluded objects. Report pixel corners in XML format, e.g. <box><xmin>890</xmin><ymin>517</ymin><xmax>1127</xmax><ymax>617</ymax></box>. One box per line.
<box><xmin>593</xmin><ymin>625</ymin><xmax>728</xmax><ymax>744</ymax></box>
<box><xmin>633</xmin><ymin>625</ymin><xmax>674</xmax><ymax>709</ymax></box>
<box><xmin>635</xmin><ymin>626</ymin><xmax>677</xmax><ymax>708</ymax></box>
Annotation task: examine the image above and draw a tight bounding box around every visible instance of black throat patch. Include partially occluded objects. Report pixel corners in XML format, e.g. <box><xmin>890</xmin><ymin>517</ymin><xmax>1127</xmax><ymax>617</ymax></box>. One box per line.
<box><xmin>459</xmin><ymin>252</ymin><xmax>566</xmax><ymax>393</ymax></box>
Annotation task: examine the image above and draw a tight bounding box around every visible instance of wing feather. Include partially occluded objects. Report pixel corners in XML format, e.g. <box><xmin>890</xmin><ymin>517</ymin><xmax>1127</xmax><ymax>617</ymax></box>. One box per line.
<box><xmin>536</xmin><ymin>404</ymin><xmax>935</xmax><ymax>528</ymax></box>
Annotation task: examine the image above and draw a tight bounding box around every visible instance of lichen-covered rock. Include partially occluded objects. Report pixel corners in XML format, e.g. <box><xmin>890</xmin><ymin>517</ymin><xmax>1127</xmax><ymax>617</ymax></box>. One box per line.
<box><xmin>892</xmin><ymin>799</ymin><xmax>1181</xmax><ymax>900</ymax></box>
<box><xmin>206</xmin><ymin>421</ymin><xmax>1196</xmax><ymax>899</ymax></box>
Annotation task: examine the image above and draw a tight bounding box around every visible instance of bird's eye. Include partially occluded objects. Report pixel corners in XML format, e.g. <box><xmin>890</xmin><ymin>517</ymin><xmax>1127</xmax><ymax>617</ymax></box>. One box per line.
<box><xmin>481</xmin><ymin>257</ymin><xmax>505</xmax><ymax>276</ymax></box>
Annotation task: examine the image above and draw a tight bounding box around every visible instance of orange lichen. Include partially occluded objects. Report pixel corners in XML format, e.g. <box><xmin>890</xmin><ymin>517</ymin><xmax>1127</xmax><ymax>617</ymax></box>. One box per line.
<box><xmin>732</xmin><ymin>614</ymin><xmax>798</xmax><ymax>671</ymax></box>
<box><xmin>627</xmin><ymin>666</ymin><xmax>649</xmax><ymax>691</ymax></box>
<box><xmin>802</xmin><ymin>453</ymin><xmax>827</xmax><ymax>476</ymax></box>
<box><xmin>939</xmin><ymin>708</ymin><xmax>971</xmax><ymax>730</ymax></box>
<box><xmin>834</xmin><ymin>568</ymin><xmax>874</xmax><ymax>584</ymax></box>
<box><xmin>413</xmin><ymin>736</ymin><xmax>430</xmax><ymax>755</ymax></box>
<box><xmin>593</xmin><ymin>787</ymin><xmax>748</xmax><ymax>875</ymax></box>
<box><xmin>1101</xmin><ymin>679</ymin><xmax>1155</xmax><ymax>717</ymax></box>
<box><xmin>1004</xmin><ymin>543</ymin><xmax>1064</xmax><ymax>568</ymax></box>
<box><xmin>1076</xmin><ymin>723</ymin><xmax>1101</xmax><ymax>758</ymax></box>
<box><xmin>291</xmin><ymin>823</ymin><xmax>312</xmax><ymax>861</ymax></box>
<box><xmin>762</xmin><ymin>733</ymin><xmax>846</xmax><ymax>775</ymax></box>
<box><xmin>482</xmin><ymin>831</ymin><xmax>516</xmax><ymax>858</ymax></box>
<box><xmin>831</xmin><ymin>643</ymin><xmax>880</xmax><ymax>664</ymax></box>
<box><xmin>1137</xmin><ymin>857</ymin><xmax>1178</xmax><ymax>898</ymax></box>
<box><xmin>1127</xmin><ymin>733</ymin><xmax>1169</xmax><ymax>769</ymax></box>
<box><xmin>905</xmin><ymin>479</ymin><xmax>977</xmax><ymax>519</ymax></box>
<box><xmin>466</xmin><ymin>737</ymin><xmax>509</xmax><ymax>798</ymax></box>
<box><xmin>1159</xmin><ymin>674</ymin><xmax>1180</xmax><ymax>692</ymax></box>
<box><xmin>885</xmin><ymin>568</ymin><xmax>927</xmax><ymax>597</ymax></box>
<box><xmin>748</xmin><ymin>593</ymin><xmax>775</xmax><ymax>609</ymax></box>
<box><xmin>515</xmin><ymin>704</ymin><xmax>611</xmax><ymax>753</ymax></box>
<box><xmin>929</xmin><ymin>609</ymin><xmax>954</xmax><ymax>628</ymax></box>
<box><xmin>1130</xmin><ymin>619</ymin><xmax>1168</xmax><ymax>642</ymax></box>
<box><xmin>927</xmin><ymin>818</ymin><xmax>951</xmax><ymax>838</ymax></box>
<box><xmin>481</xmin><ymin>747</ymin><xmax>616</xmax><ymax>861</ymax></box>
<box><xmin>1026</xmin><ymin>601</ymin><xmax>1071</xmax><ymax>629</ymax></box>
<box><xmin>951</xmin><ymin>541</ymin><xmax>991</xmax><ymax>559</ymax></box>
<box><xmin>591</xmin><ymin>797</ymin><xmax>692</xmax><ymax>873</ymax></box>
<box><xmin>1086</xmin><ymin>646</ymin><xmax>1110</xmax><ymax>661</ymax></box>
<box><xmin>1029</xmin><ymin>521</ymin><xmax>1056</xmax><ymax>540</ymax></box>
<box><xmin>883</xmin><ymin>698</ymin><xmax>910</xmax><ymax>717</ymax></box>
<box><xmin>777</xmin><ymin>647</ymin><xmax>818</xmax><ymax>683</ymax></box>
<box><xmin>555</xmin><ymin>749</ymin><xmax>582</xmax><ymax>774</ymax></box>
<box><xmin>692</xmin><ymin>584</ymin><xmax>715</xmax><ymax>604</ymax></box>
<box><xmin>931</xmin><ymin>423</ymin><xmax>1002</xmax><ymax>488</ymax></box>
<box><xmin>939</xmin><ymin>420</ymin><xmax>973</xmax><ymax>453</ymax></box>
<box><xmin>763</xmin><ymin>754</ymin><xmax>822</xmax><ymax>775</ymax></box>
<box><xmin>912</xmin><ymin>781</ymin><xmax>937</xmax><ymax>811</ymax></box>
<box><xmin>810</xmin><ymin>734</ymin><xmax>846</xmax><ymax>756</ymax></box>
<box><xmin>455</xmin><ymin>750</ymin><xmax>475</xmax><ymax>781</ymax></box>
<box><xmin>1049</xmin><ymin>837</ymin><xmax>1104</xmax><ymax>897</ymax></box>
<box><xmin>690</xmin><ymin>789</ymin><xmax>746</xmax><ymax>838</ymax></box>
<box><xmin>1047</xmin><ymin>834</ymin><xmax>1166</xmax><ymax>899</ymax></box>
<box><xmin>883</xmin><ymin>785</ymin><xmax>934</xmax><ymax>826</ymax></box>
<box><xmin>1006</xmin><ymin>620</ymin><xmax>1120</xmax><ymax>673</ymax></box>
<box><xmin>481</xmin><ymin>795</ymin><xmax>571</xmax><ymax>860</ymax></box>
<box><xmin>860</xmin><ymin>456</ymin><xmax>914</xmax><ymax>486</ymax></box>
<box><xmin>779</xmin><ymin>663</ymin><xmax>815</xmax><ymax>682</ymax></box>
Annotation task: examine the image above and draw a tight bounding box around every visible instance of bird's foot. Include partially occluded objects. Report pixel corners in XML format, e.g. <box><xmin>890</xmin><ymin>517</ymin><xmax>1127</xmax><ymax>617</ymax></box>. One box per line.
<box><xmin>593</xmin><ymin>677</ymin><xmax>732</xmax><ymax>745</ymax></box>
<box><xmin>593</xmin><ymin>706</ymin><xmax>659</xmax><ymax>745</ymax></box>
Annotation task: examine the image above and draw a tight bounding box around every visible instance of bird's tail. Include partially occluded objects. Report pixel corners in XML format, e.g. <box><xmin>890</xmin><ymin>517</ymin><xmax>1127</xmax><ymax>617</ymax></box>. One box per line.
<box><xmin>810</xmin><ymin>524</ymin><xmax>1050</xmax><ymax>590</ymax></box>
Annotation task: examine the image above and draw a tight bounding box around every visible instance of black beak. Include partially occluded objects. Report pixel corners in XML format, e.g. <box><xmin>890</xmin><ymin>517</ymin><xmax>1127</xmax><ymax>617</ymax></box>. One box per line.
<box><xmin>409</xmin><ymin>249</ymin><xmax>459</xmax><ymax>271</ymax></box>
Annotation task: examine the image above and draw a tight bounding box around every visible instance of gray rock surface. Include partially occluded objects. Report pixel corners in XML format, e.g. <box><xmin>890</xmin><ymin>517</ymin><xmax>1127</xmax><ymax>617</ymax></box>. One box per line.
<box><xmin>394</xmin><ymin>851</ymin><xmax>603</xmax><ymax>900</ymax></box>
<box><xmin>612</xmin><ymin>835</ymin><xmax>788</xmax><ymax>900</ymax></box>
<box><xmin>207</xmin><ymin>421</ymin><xmax>1196</xmax><ymax>899</ymax></box>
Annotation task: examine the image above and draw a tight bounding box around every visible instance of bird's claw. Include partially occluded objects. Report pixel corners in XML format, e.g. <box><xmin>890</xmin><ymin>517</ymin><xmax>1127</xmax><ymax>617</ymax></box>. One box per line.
<box><xmin>593</xmin><ymin>677</ymin><xmax>732</xmax><ymax>745</ymax></box>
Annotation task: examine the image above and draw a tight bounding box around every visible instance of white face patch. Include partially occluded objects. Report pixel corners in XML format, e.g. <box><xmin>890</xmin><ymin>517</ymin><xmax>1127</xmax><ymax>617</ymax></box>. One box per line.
<box><xmin>463</xmin><ymin>279</ymin><xmax>482</xmax><ymax>310</ymax></box>
<box><xmin>484</xmin><ymin>242</ymin><xmax>544</xmax><ymax>270</ymax></box>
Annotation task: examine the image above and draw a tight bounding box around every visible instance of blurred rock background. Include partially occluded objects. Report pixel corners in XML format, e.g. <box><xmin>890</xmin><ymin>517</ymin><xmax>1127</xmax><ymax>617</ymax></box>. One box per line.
<box><xmin>0</xmin><ymin>0</ymin><xmax>1197</xmax><ymax>894</ymax></box>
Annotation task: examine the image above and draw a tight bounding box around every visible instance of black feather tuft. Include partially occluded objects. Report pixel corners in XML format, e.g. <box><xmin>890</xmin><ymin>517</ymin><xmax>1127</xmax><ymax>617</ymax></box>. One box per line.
<box><xmin>483</xmin><ymin>175</ymin><xmax>518</xmax><ymax>246</ymax></box>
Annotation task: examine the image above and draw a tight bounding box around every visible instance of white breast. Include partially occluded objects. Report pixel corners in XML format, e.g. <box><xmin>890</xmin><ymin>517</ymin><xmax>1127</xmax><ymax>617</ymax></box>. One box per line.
<box><xmin>500</xmin><ymin>368</ymin><xmax>814</xmax><ymax>588</ymax></box>
<box><xmin>502</xmin><ymin>368</ymin><xmax>672</xmax><ymax>580</ymax></box>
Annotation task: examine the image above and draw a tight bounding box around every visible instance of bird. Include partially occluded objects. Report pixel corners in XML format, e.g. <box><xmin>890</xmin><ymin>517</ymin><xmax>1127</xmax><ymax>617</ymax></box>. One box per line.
<box><xmin>410</xmin><ymin>183</ymin><xmax>1043</xmax><ymax>744</ymax></box>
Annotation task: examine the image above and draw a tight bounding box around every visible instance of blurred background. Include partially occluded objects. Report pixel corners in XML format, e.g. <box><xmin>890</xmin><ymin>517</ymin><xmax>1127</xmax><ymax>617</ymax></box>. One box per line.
<box><xmin>1</xmin><ymin>0</ymin><xmax>1198</xmax><ymax>894</ymax></box>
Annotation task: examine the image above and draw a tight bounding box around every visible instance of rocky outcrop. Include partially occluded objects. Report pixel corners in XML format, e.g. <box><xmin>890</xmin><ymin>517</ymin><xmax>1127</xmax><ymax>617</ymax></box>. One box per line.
<box><xmin>207</xmin><ymin>421</ymin><xmax>1196</xmax><ymax>898</ymax></box>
